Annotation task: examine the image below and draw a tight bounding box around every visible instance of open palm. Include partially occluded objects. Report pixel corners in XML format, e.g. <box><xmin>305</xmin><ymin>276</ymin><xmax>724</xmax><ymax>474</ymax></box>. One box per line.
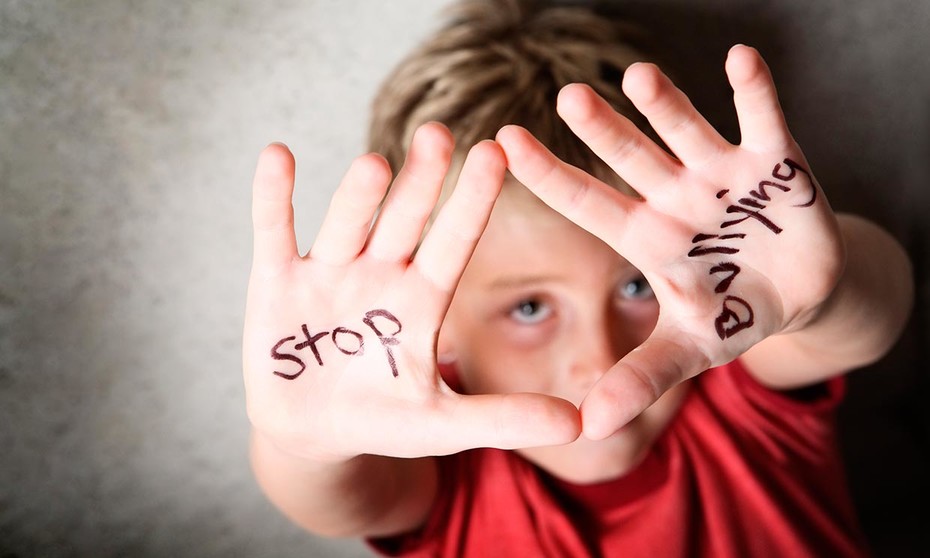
<box><xmin>497</xmin><ymin>45</ymin><xmax>844</xmax><ymax>439</ymax></box>
<box><xmin>243</xmin><ymin>124</ymin><xmax>580</xmax><ymax>462</ymax></box>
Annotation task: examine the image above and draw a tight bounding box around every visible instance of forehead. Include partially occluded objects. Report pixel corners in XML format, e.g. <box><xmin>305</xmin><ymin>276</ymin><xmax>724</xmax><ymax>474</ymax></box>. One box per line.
<box><xmin>462</xmin><ymin>182</ymin><xmax>624</xmax><ymax>285</ymax></box>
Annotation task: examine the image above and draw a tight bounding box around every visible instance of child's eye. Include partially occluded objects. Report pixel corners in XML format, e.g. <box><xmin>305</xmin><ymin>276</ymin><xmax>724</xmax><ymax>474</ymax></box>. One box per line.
<box><xmin>618</xmin><ymin>276</ymin><xmax>654</xmax><ymax>300</ymax></box>
<box><xmin>509</xmin><ymin>299</ymin><xmax>553</xmax><ymax>325</ymax></box>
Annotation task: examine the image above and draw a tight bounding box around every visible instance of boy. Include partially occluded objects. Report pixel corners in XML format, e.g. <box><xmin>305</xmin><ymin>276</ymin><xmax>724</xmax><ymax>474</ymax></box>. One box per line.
<box><xmin>242</xmin><ymin>1</ymin><xmax>913</xmax><ymax>556</ymax></box>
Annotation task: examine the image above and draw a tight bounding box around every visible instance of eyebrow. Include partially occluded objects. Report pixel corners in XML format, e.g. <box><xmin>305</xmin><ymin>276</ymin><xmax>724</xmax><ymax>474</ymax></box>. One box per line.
<box><xmin>487</xmin><ymin>275</ymin><xmax>563</xmax><ymax>289</ymax></box>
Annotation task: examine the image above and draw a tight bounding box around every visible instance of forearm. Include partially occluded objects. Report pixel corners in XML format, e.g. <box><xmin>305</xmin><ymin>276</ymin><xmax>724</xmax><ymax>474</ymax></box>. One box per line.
<box><xmin>743</xmin><ymin>213</ymin><xmax>914</xmax><ymax>387</ymax></box>
<box><xmin>250</xmin><ymin>429</ymin><xmax>437</xmax><ymax>538</ymax></box>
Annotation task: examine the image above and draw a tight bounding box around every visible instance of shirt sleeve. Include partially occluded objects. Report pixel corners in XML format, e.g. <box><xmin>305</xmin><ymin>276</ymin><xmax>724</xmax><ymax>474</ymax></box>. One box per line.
<box><xmin>699</xmin><ymin>359</ymin><xmax>847</xmax><ymax>465</ymax></box>
<box><xmin>366</xmin><ymin>453</ymin><xmax>463</xmax><ymax>557</ymax></box>
<box><xmin>729</xmin><ymin>358</ymin><xmax>846</xmax><ymax>416</ymax></box>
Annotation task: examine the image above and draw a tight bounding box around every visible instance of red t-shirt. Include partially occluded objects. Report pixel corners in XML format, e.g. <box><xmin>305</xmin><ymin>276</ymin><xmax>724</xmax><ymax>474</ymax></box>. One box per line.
<box><xmin>369</xmin><ymin>360</ymin><xmax>869</xmax><ymax>557</ymax></box>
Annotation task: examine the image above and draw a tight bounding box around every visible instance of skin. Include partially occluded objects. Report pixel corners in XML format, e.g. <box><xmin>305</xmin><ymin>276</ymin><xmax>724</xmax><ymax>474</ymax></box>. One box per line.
<box><xmin>243</xmin><ymin>45</ymin><xmax>913</xmax><ymax>538</ymax></box>
<box><xmin>440</xmin><ymin>185</ymin><xmax>689</xmax><ymax>483</ymax></box>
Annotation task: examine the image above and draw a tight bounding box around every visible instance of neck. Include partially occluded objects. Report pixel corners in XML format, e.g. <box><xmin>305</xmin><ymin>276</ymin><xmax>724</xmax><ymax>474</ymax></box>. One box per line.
<box><xmin>517</xmin><ymin>381</ymin><xmax>691</xmax><ymax>484</ymax></box>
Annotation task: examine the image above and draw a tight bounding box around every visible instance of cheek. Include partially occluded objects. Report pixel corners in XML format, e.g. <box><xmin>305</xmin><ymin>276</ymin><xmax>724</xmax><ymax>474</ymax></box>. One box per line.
<box><xmin>619</xmin><ymin>300</ymin><xmax>660</xmax><ymax>340</ymax></box>
<box><xmin>457</xmin><ymin>328</ymin><xmax>562</xmax><ymax>395</ymax></box>
<box><xmin>496</xmin><ymin>318</ymin><xmax>559</xmax><ymax>350</ymax></box>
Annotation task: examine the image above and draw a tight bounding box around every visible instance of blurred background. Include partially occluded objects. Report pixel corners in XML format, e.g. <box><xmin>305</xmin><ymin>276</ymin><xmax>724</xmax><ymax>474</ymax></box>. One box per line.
<box><xmin>1</xmin><ymin>1</ymin><xmax>927</xmax><ymax>556</ymax></box>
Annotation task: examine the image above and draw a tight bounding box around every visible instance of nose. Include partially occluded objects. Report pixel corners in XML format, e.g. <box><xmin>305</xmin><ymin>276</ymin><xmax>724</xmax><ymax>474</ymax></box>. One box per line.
<box><xmin>568</xmin><ymin>309</ymin><xmax>639</xmax><ymax>385</ymax></box>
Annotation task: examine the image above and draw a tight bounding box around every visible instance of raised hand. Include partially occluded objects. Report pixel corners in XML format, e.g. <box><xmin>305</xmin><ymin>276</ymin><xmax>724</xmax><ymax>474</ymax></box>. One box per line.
<box><xmin>496</xmin><ymin>45</ymin><xmax>845</xmax><ymax>440</ymax></box>
<box><xmin>243</xmin><ymin>123</ymin><xmax>580</xmax><ymax>463</ymax></box>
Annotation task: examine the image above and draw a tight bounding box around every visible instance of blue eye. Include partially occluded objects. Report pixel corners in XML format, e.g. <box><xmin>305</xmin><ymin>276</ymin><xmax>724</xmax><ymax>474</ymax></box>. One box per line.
<box><xmin>509</xmin><ymin>299</ymin><xmax>553</xmax><ymax>324</ymax></box>
<box><xmin>619</xmin><ymin>276</ymin><xmax>654</xmax><ymax>300</ymax></box>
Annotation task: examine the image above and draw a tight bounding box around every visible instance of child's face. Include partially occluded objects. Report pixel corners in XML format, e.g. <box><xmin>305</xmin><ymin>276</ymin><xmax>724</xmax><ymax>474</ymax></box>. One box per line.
<box><xmin>440</xmin><ymin>182</ymin><xmax>670</xmax><ymax>482</ymax></box>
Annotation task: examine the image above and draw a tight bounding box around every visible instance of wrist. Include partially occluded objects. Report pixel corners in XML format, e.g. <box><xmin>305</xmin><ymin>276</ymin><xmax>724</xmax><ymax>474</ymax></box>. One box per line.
<box><xmin>250</xmin><ymin>428</ymin><xmax>357</xmax><ymax>469</ymax></box>
<box><xmin>762</xmin><ymin>214</ymin><xmax>912</xmax><ymax>369</ymax></box>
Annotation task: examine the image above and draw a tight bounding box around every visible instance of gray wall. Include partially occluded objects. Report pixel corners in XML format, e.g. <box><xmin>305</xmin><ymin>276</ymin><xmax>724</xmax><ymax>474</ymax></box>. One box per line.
<box><xmin>1</xmin><ymin>1</ymin><xmax>927</xmax><ymax>557</ymax></box>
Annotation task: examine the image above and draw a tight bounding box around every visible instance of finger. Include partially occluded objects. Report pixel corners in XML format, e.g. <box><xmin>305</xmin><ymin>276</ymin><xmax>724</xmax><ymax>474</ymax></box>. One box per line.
<box><xmin>413</xmin><ymin>140</ymin><xmax>505</xmax><ymax>296</ymax></box>
<box><xmin>417</xmin><ymin>392</ymin><xmax>580</xmax><ymax>456</ymax></box>
<box><xmin>340</xmin><ymin>391</ymin><xmax>580</xmax><ymax>458</ymax></box>
<box><xmin>309</xmin><ymin>153</ymin><xmax>392</xmax><ymax>265</ymax></box>
<box><xmin>622</xmin><ymin>62</ymin><xmax>731</xmax><ymax>168</ymax></box>
<box><xmin>351</xmin><ymin>393</ymin><xmax>580</xmax><ymax>458</ymax></box>
<box><xmin>725</xmin><ymin>44</ymin><xmax>793</xmax><ymax>152</ymax></box>
<box><xmin>251</xmin><ymin>143</ymin><xmax>299</xmax><ymax>275</ymax></box>
<box><xmin>556</xmin><ymin>83</ymin><xmax>679</xmax><ymax>195</ymax></box>
<box><xmin>365</xmin><ymin>122</ymin><xmax>454</xmax><ymax>262</ymax></box>
<box><xmin>496</xmin><ymin>124</ymin><xmax>638</xmax><ymax>253</ymax></box>
<box><xmin>580</xmin><ymin>325</ymin><xmax>709</xmax><ymax>440</ymax></box>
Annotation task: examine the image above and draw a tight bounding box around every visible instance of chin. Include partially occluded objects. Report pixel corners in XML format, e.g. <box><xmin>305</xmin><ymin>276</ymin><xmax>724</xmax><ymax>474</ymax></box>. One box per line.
<box><xmin>517</xmin><ymin>428</ymin><xmax>646</xmax><ymax>485</ymax></box>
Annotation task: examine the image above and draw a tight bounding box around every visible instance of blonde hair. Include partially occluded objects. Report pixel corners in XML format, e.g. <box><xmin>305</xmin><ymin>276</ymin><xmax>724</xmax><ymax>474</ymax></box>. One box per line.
<box><xmin>368</xmin><ymin>0</ymin><xmax>647</xmax><ymax>196</ymax></box>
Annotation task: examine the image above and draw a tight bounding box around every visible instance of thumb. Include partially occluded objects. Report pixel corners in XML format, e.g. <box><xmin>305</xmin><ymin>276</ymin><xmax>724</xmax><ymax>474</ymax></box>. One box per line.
<box><xmin>336</xmin><ymin>391</ymin><xmax>581</xmax><ymax>460</ymax></box>
<box><xmin>580</xmin><ymin>327</ymin><xmax>710</xmax><ymax>440</ymax></box>
<box><xmin>434</xmin><ymin>392</ymin><xmax>582</xmax><ymax>453</ymax></box>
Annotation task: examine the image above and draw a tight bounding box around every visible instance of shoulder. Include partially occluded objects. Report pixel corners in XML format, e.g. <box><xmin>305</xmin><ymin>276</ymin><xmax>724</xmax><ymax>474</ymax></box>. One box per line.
<box><xmin>368</xmin><ymin>448</ymin><xmax>554</xmax><ymax>557</ymax></box>
<box><xmin>687</xmin><ymin>358</ymin><xmax>846</xmax><ymax>429</ymax></box>
<box><xmin>662</xmin><ymin>361</ymin><xmax>851</xmax><ymax>485</ymax></box>
<box><xmin>366</xmin><ymin>449</ymin><xmax>512</xmax><ymax>556</ymax></box>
